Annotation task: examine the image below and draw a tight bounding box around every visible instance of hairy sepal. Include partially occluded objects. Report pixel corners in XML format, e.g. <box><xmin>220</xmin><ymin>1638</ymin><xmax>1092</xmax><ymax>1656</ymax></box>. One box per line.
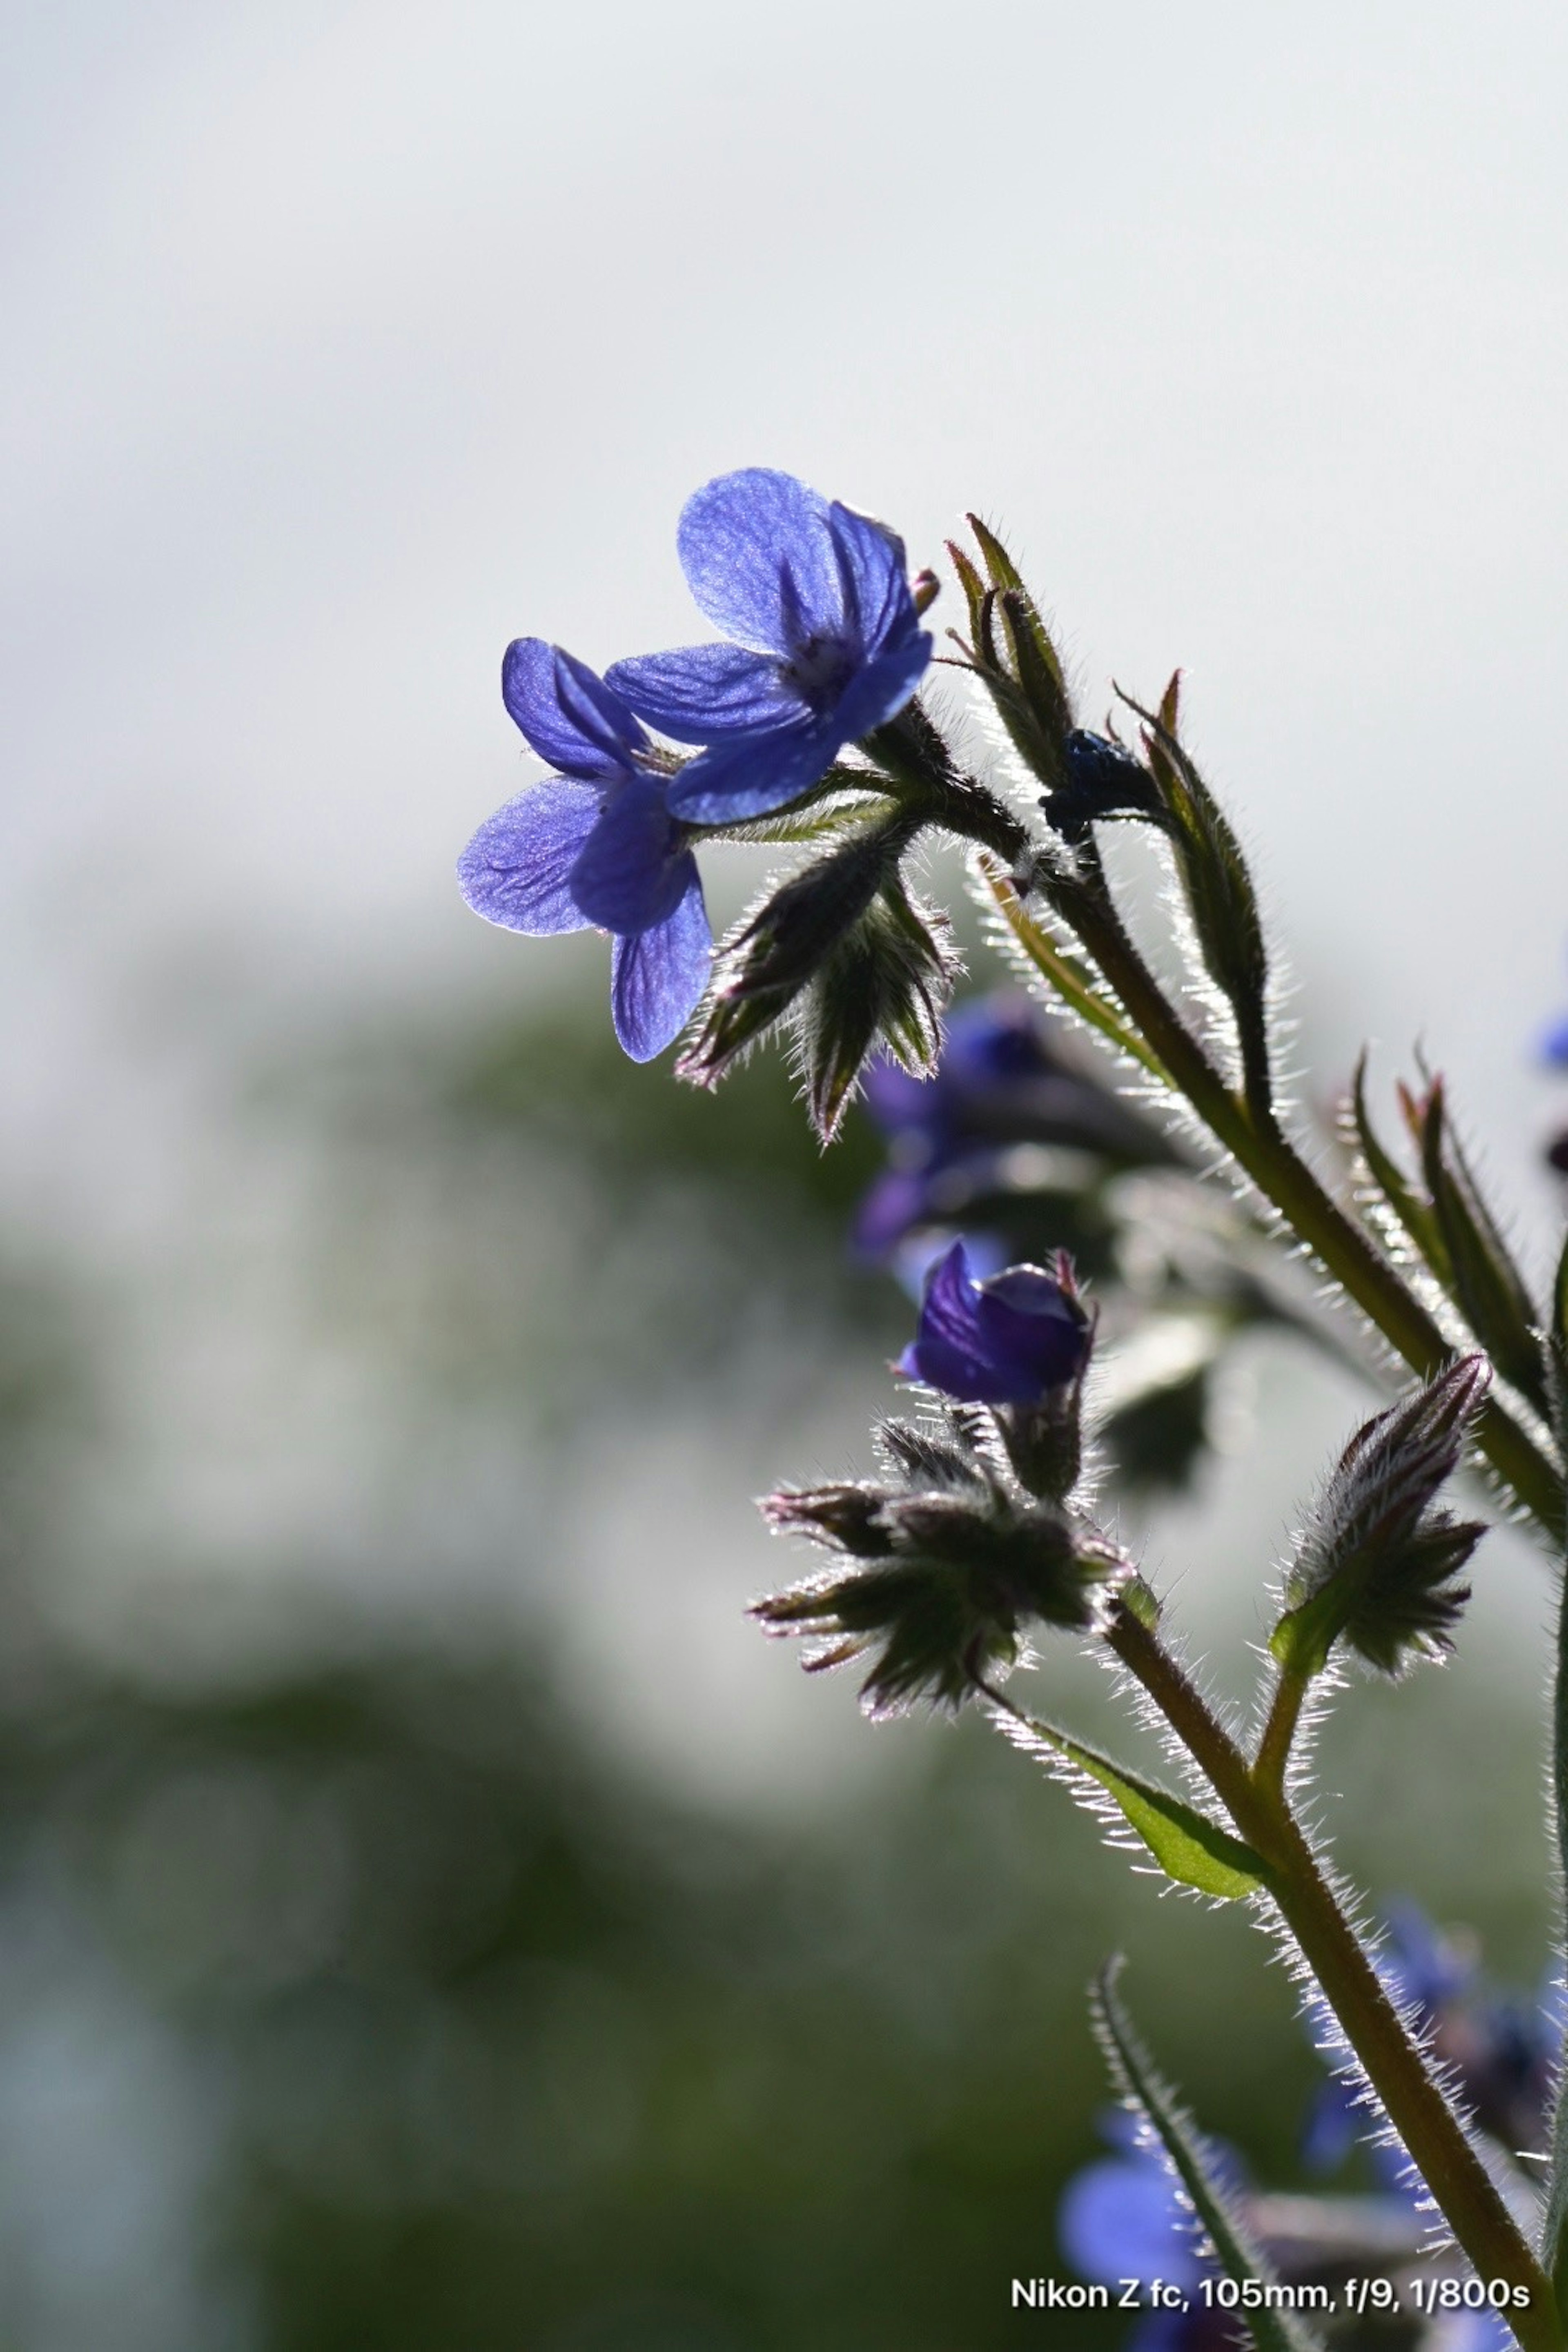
<box><xmin>1270</xmin><ymin>1359</ymin><xmax>1489</xmax><ymax>1680</ymax></box>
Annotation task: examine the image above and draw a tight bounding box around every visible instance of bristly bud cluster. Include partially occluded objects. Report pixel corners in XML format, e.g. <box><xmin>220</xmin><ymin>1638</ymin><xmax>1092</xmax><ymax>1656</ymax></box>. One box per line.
<box><xmin>754</xmin><ymin>1244</ymin><xmax>1121</xmax><ymax>1714</ymax></box>
<box><xmin>754</xmin><ymin>1408</ymin><xmax>1126</xmax><ymax>1716</ymax></box>
<box><xmin>1123</xmin><ymin>677</ymin><xmax>1273</xmax><ymax>1119</ymax></box>
<box><xmin>679</xmin><ymin>814</ymin><xmax>960</xmax><ymax>1140</ymax></box>
<box><xmin>947</xmin><ymin>515</ymin><xmax>1078</xmax><ymax>795</ymax></box>
<box><xmin>948</xmin><ymin>526</ymin><xmax>1274</xmax><ymax>1117</ymax></box>
<box><xmin>1270</xmin><ymin>1357</ymin><xmax>1490</xmax><ymax>1680</ymax></box>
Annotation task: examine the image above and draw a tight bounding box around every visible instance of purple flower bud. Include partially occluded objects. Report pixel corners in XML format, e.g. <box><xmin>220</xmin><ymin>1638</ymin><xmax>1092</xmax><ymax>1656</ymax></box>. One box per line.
<box><xmin>898</xmin><ymin>1240</ymin><xmax>1090</xmax><ymax>1406</ymax></box>
<box><xmin>1042</xmin><ymin>728</ymin><xmax>1166</xmax><ymax>842</ymax></box>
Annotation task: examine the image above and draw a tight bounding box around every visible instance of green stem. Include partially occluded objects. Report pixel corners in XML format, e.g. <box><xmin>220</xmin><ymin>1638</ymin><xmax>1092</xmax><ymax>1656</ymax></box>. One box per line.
<box><xmin>1253</xmin><ymin>1662</ymin><xmax>1310</xmax><ymax>1801</ymax></box>
<box><xmin>1105</xmin><ymin>1601</ymin><xmax>1561</xmax><ymax>2351</ymax></box>
<box><xmin>987</xmin><ymin>864</ymin><xmax>1564</xmax><ymax>1539</ymax></box>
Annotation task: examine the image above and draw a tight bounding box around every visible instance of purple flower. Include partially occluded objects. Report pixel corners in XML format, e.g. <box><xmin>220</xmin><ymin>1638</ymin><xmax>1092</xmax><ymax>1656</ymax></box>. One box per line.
<box><xmin>458</xmin><ymin>640</ymin><xmax>711</xmax><ymax>1062</ymax></box>
<box><xmin>606</xmin><ymin>468</ymin><xmax>933</xmax><ymax>825</ymax></box>
<box><xmin>855</xmin><ymin>993</ymin><xmax>1173</xmax><ymax>1263</ymax></box>
<box><xmin>898</xmin><ymin>1239</ymin><xmax>1089</xmax><ymax>1405</ymax></box>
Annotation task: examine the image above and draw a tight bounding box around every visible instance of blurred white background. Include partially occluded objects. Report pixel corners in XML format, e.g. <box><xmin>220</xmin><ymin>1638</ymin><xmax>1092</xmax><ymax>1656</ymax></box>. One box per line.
<box><xmin>4</xmin><ymin>0</ymin><xmax>1566</xmax><ymax>1791</ymax></box>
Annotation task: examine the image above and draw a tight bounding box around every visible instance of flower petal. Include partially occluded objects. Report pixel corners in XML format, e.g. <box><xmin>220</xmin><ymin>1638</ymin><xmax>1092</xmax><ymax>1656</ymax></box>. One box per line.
<box><xmin>676</xmin><ymin>469</ymin><xmax>843</xmax><ymax>653</ymax></box>
<box><xmin>606</xmin><ymin>642</ymin><xmax>802</xmax><ymax>743</ymax></box>
<box><xmin>974</xmin><ymin>1268</ymin><xmax>1088</xmax><ymax>1391</ymax></box>
<box><xmin>570</xmin><ymin>774</ymin><xmax>690</xmax><ymax>933</ymax></box>
<box><xmin>826</xmin><ymin>501</ymin><xmax>913</xmax><ymax>656</ymax></box>
<box><xmin>501</xmin><ymin>638</ymin><xmax>643</xmax><ymax>777</ymax></box>
<box><xmin>457</xmin><ymin>780</ymin><xmax>602</xmax><ymax>935</ymax></box>
<box><xmin>896</xmin><ymin>1241</ymin><xmax>1007</xmax><ymax>1399</ymax></box>
<box><xmin>609</xmin><ymin>871</ymin><xmax>712</xmax><ymax>1062</ymax></box>
<box><xmin>828</xmin><ymin>627</ymin><xmax>933</xmax><ymax>744</ymax></box>
<box><xmin>664</xmin><ymin>718</ymin><xmax>837</xmax><ymax>826</ymax></box>
<box><xmin>1058</xmin><ymin>2155</ymin><xmax>1203</xmax><ymax>2290</ymax></box>
<box><xmin>898</xmin><ymin>1241</ymin><xmax>1087</xmax><ymax>1403</ymax></box>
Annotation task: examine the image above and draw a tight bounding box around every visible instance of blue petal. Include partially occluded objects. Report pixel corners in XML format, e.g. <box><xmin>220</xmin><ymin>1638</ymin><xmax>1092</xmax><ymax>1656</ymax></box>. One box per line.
<box><xmin>826</xmin><ymin>500</ymin><xmax>913</xmax><ymax>656</ymax></box>
<box><xmin>1058</xmin><ymin>2155</ymin><xmax>1203</xmax><ymax>2288</ymax></box>
<box><xmin>912</xmin><ymin>1238</ymin><xmax>987</xmax><ymax>1353</ymax></box>
<box><xmin>1541</xmin><ymin>1012</ymin><xmax>1568</xmax><ymax>1067</ymax></box>
<box><xmin>665</xmin><ymin>717</ymin><xmax>837</xmax><ymax>825</ymax></box>
<box><xmin>829</xmin><ymin>626</ymin><xmax>933</xmax><ymax>744</ymax></box>
<box><xmin>897</xmin><ymin>1241</ymin><xmax>1011</xmax><ymax>1400</ymax></box>
<box><xmin>456</xmin><ymin>780</ymin><xmax>601</xmax><ymax>935</ymax></box>
<box><xmin>501</xmin><ymin>639</ymin><xmax>644</xmax><ymax>777</ymax></box>
<box><xmin>570</xmin><ymin>775</ymin><xmax>691</xmax><ymax>933</ymax></box>
<box><xmin>606</xmin><ymin>642</ymin><xmax>802</xmax><ymax>744</ymax></box>
<box><xmin>609</xmin><ymin>871</ymin><xmax>712</xmax><ymax>1062</ymax></box>
<box><xmin>676</xmin><ymin>469</ymin><xmax>842</xmax><ymax>654</ymax></box>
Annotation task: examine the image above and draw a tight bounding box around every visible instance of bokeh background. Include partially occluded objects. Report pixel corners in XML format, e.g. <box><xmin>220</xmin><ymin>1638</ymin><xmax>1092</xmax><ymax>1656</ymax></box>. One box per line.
<box><xmin>4</xmin><ymin>3</ymin><xmax>1568</xmax><ymax>2344</ymax></box>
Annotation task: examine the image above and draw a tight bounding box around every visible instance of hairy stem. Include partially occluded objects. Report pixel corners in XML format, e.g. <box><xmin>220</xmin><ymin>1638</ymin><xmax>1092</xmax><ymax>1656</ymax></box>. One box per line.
<box><xmin>1105</xmin><ymin>1600</ymin><xmax>1561</xmax><ymax>2348</ymax></box>
<box><xmin>1254</xmin><ymin>1662</ymin><xmax>1312</xmax><ymax>1800</ymax></box>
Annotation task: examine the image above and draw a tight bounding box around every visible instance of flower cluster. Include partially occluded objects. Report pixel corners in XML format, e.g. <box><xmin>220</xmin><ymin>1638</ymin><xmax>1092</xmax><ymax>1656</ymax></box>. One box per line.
<box><xmin>459</xmin><ymin>468</ymin><xmax>933</xmax><ymax>1064</ymax></box>
<box><xmin>754</xmin><ymin>1237</ymin><xmax>1120</xmax><ymax>1713</ymax></box>
<box><xmin>461</xmin><ymin>479</ymin><xmax>1568</xmax><ymax>2349</ymax></box>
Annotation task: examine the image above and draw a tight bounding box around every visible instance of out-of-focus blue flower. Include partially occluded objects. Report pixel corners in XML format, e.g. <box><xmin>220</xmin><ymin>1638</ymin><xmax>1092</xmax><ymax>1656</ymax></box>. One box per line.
<box><xmin>897</xmin><ymin>1239</ymin><xmax>1089</xmax><ymax>1405</ymax></box>
<box><xmin>855</xmin><ymin>993</ymin><xmax>1171</xmax><ymax>1264</ymax></box>
<box><xmin>458</xmin><ymin>639</ymin><xmax>711</xmax><ymax>1062</ymax></box>
<box><xmin>1304</xmin><ymin>1903</ymin><xmax>1560</xmax><ymax>2176</ymax></box>
<box><xmin>1059</xmin><ymin>2114</ymin><xmax>1237</xmax><ymax>2352</ymax></box>
<box><xmin>606</xmin><ymin>468</ymin><xmax>932</xmax><ymax>825</ymax></box>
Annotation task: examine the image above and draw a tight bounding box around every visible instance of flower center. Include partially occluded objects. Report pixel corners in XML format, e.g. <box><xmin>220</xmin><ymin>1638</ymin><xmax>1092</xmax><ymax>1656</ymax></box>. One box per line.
<box><xmin>779</xmin><ymin>631</ymin><xmax>855</xmax><ymax>713</ymax></box>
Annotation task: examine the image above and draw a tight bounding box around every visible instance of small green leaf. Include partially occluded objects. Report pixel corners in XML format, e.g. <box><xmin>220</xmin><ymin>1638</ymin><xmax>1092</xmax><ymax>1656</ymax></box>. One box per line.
<box><xmin>1553</xmin><ymin>1228</ymin><xmax>1568</xmax><ymax>1358</ymax></box>
<box><xmin>1065</xmin><ymin>1735</ymin><xmax>1268</xmax><ymax>1900</ymax></box>
<box><xmin>980</xmin><ymin>863</ymin><xmax>1172</xmax><ymax>1082</ymax></box>
<box><xmin>993</xmin><ymin>1701</ymin><xmax>1269</xmax><ymax>1900</ymax></box>
<box><xmin>1092</xmin><ymin>1962</ymin><xmax>1326</xmax><ymax>2352</ymax></box>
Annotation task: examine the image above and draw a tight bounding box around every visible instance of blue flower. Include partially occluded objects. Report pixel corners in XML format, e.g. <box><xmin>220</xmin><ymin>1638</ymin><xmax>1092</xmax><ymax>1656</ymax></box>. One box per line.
<box><xmin>1303</xmin><ymin>1903</ymin><xmax>1560</xmax><ymax>2177</ymax></box>
<box><xmin>457</xmin><ymin>639</ymin><xmax>711</xmax><ymax>1062</ymax></box>
<box><xmin>1059</xmin><ymin>2116</ymin><xmax>1238</xmax><ymax>2352</ymax></box>
<box><xmin>855</xmin><ymin>993</ymin><xmax>1172</xmax><ymax>1263</ymax></box>
<box><xmin>605</xmin><ymin>468</ymin><xmax>933</xmax><ymax>825</ymax></box>
<box><xmin>898</xmin><ymin>1239</ymin><xmax>1090</xmax><ymax>1405</ymax></box>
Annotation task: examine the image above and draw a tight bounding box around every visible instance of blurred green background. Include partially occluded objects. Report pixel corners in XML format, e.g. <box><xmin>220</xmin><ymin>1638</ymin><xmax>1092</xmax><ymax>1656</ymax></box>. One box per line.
<box><xmin>0</xmin><ymin>959</ymin><xmax>1552</xmax><ymax>2351</ymax></box>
